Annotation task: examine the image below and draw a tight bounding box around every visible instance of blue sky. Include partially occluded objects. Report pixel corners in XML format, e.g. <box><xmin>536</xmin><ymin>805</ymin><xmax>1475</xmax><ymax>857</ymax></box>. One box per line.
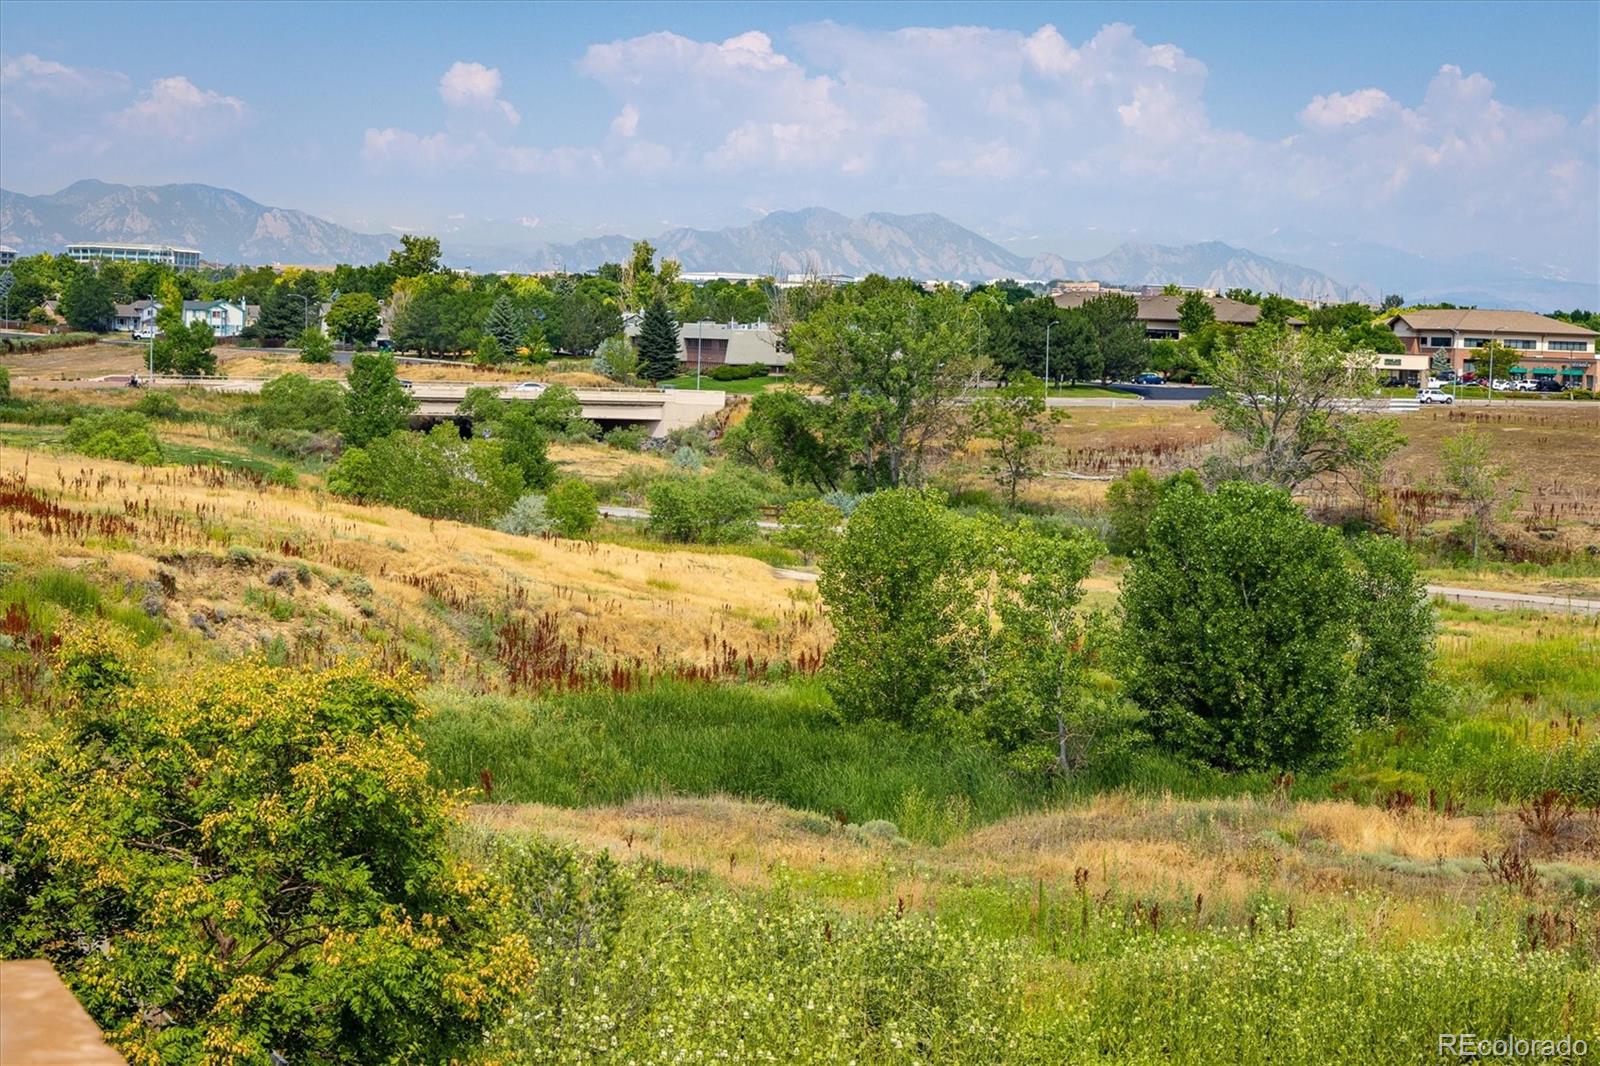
<box><xmin>3</xmin><ymin>1</ymin><xmax>1597</xmax><ymax>277</ymax></box>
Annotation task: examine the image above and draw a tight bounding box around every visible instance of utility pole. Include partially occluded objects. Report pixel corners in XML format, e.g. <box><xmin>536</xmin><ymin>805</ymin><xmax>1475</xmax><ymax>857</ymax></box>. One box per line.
<box><xmin>695</xmin><ymin>321</ymin><xmax>702</xmax><ymax>390</ymax></box>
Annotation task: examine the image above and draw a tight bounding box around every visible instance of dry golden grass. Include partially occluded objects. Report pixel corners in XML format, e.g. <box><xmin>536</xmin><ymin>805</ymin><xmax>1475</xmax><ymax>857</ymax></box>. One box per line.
<box><xmin>0</xmin><ymin>446</ymin><xmax>826</xmax><ymax>674</ymax></box>
<box><xmin>469</xmin><ymin>791</ymin><xmax>1591</xmax><ymax>931</ymax></box>
<box><xmin>549</xmin><ymin>442</ymin><xmax>668</xmax><ymax>480</ymax></box>
<box><xmin>1</xmin><ymin>342</ymin><xmax>145</xmax><ymax>380</ymax></box>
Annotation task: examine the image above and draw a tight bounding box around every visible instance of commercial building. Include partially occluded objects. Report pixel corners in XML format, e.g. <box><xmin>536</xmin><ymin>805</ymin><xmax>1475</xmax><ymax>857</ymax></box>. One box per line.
<box><xmin>0</xmin><ymin>245</ymin><xmax>17</xmax><ymax>268</ymax></box>
<box><xmin>624</xmin><ymin>318</ymin><xmax>787</xmax><ymax>370</ymax></box>
<box><xmin>65</xmin><ymin>242</ymin><xmax>202</xmax><ymax>270</ymax></box>
<box><xmin>1051</xmin><ymin>291</ymin><xmax>1304</xmax><ymax>339</ymax></box>
<box><xmin>1386</xmin><ymin>310</ymin><xmax>1598</xmax><ymax>389</ymax></box>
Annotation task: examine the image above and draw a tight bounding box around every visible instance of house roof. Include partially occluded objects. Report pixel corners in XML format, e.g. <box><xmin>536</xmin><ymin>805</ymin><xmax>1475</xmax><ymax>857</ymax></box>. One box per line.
<box><xmin>1052</xmin><ymin>292</ymin><xmax>1302</xmax><ymax>328</ymax></box>
<box><xmin>1388</xmin><ymin>309</ymin><xmax>1598</xmax><ymax>338</ymax></box>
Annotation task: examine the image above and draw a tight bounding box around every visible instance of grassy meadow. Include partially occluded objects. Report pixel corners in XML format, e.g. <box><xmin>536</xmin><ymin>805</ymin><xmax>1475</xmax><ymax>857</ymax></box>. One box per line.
<box><xmin>4</xmin><ymin>377</ymin><xmax>1600</xmax><ymax>1062</ymax></box>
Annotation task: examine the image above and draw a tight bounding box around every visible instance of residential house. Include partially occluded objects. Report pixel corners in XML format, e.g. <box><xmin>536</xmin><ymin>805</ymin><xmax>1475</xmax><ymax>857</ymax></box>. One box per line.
<box><xmin>131</xmin><ymin>299</ymin><xmax>253</xmax><ymax>338</ymax></box>
<box><xmin>1386</xmin><ymin>310</ymin><xmax>1598</xmax><ymax>389</ymax></box>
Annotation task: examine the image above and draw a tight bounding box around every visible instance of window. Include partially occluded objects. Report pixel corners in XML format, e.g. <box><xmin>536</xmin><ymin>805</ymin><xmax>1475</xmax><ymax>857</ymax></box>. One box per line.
<box><xmin>1502</xmin><ymin>339</ymin><xmax>1536</xmax><ymax>350</ymax></box>
<box><xmin>1550</xmin><ymin>340</ymin><xmax>1589</xmax><ymax>351</ymax></box>
<box><xmin>1462</xmin><ymin>337</ymin><xmax>1490</xmax><ymax>348</ymax></box>
<box><xmin>1424</xmin><ymin>335</ymin><xmax>1453</xmax><ymax>348</ymax></box>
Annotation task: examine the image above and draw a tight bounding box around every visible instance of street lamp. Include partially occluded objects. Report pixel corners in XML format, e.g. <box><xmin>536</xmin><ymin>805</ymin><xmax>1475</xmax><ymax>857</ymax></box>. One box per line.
<box><xmin>146</xmin><ymin>294</ymin><xmax>156</xmax><ymax>379</ymax></box>
<box><xmin>1044</xmin><ymin>319</ymin><xmax>1054</xmax><ymax>393</ymax></box>
<box><xmin>695</xmin><ymin>320</ymin><xmax>703</xmax><ymax>390</ymax></box>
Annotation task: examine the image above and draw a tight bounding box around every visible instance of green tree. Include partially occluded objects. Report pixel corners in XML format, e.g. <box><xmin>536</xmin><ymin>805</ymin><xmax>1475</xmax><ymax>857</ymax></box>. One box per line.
<box><xmin>593</xmin><ymin>334</ymin><xmax>638</xmax><ymax>384</ymax></box>
<box><xmin>296</xmin><ymin>326</ymin><xmax>333</xmax><ymax>363</ymax></box>
<box><xmin>1050</xmin><ymin>310</ymin><xmax>1101</xmax><ymax>384</ymax></box>
<box><xmin>1080</xmin><ymin>293</ymin><xmax>1148</xmax><ymax>381</ymax></box>
<box><xmin>1199</xmin><ymin>323</ymin><xmax>1403</xmax><ymax>490</ymax></box>
<box><xmin>484</xmin><ymin>293</ymin><xmax>528</xmax><ymax>353</ymax></box>
<box><xmin>64</xmin><ymin>411</ymin><xmax>164</xmax><ymax>465</ymax></box>
<box><xmin>546</xmin><ymin>478</ymin><xmax>599</xmax><ymax>538</ymax></box>
<box><xmin>636</xmin><ymin>295</ymin><xmax>682</xmax><ymax>382</ymax></box>
<box><xmin>248</xmin><ymin>373</ymin><xmax>347</xmax><ymax>432</ymax></box>
<box><xmin>1119</xmin><ymin>480</ymin><xmax>1357</xmax><ymax>771</ymax></box>
<box><xmin>645</xmin><ymin>472</ymin><xmax>760</xmax><ymax>543</ymax></box>
<box><xmin>1258</xmin><ymin>293</ymin><xmax>1310</xmax><ymax>326</ymax></box>
<box><xmin>1439</xmin><ymin>428</ymin><xmax>1514</xmax><ymax>558</ymax></box>
<box><xmin>970</xmin><ymin>372</ymin><xmax>1060</xmax><ymax>505</ymax></box>
<box><xmin>0</xmin><ymin>630</ymin><xmax>534</xmax><ymax>1064</ymax></box>
<box><xmin>323</xmin><ymin>291</ymin><xmax>382</xmax><ymax>346</ymax></box>
<box><xmin>1103</xmin><ymin>468</ymin><xmax>1202</xmax><ymax>557</ymax></box>
<box><xmin>475</xmin><ymin>334</ymin><xmax>506</xmax><ymax>367</ymax></box>
<box><xmin>1177</xmin><ymin>291</ymin><xmax>1215</xmax><ymax>335</ymax></box>
<box><xmin>791</xmin><ymin>284</ymin><xmax>985</xmax><ymax>488</ymax></box>
<box><xmin>388</xmin><ymin>233</ymin><xmax>443</xmax><ymax>277</ymax></box>
<box><xmin>722</xmin><ymin>388</ymin><xmax>850</xmax><ymax>493</ymax></box>
<box><xmin>775</xmin><ymin>498</ymin><xmax>843</xmax><ymax>564</ymax></box>
<box><xmin>342</xmin><ymin>352</ymin><xmax>417</xmax><ymax>447</ymax></box>
<box><xmin>327</xmin><ymin>424</ymin><xmax>522</xmax><ymax>523</ymax></box>
<box><xmin>60</xmin><ymin>270</ymin><xmax>115</xmax><ymax>331</ymax></box>
<box><xmin>253</xmin><ymin>285</ymin><xmax>306</xmax><ymax>344</ymax></box>
<box><xmin>820</xmin><ymin>489</ymin><xmax>968</xmax><ymax>730</ymax></box>
<box><xmin>1346</xmin><ymin>534</ymin><xmax>1435</xmax><ymax>724</ymax></box>
<box><xmin>391</xmin><ymin>275</ymin><xmax>484</xmax><ymax>356</ymax></box>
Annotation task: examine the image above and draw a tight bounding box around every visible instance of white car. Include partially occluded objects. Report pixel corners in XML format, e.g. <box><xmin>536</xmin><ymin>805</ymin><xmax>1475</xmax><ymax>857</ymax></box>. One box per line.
<box><xmin>1514</xmin><ymin>380</ymin><xmax>1539</xmax><ymax>392</ymax></box>
<box><xmin>1417</xmin><ymin>388</ymin><xmax>1454</xmax><ymax>405</ymax></box>
<box><xmin>508</xmin><ymin>381</ymin><xmax>547</xmax><ymax>396</ymax></box>
<box><xmin>1490</xmin><ymin>379</ymin><xmax>1517</xmax><ymax>392</ymax></box>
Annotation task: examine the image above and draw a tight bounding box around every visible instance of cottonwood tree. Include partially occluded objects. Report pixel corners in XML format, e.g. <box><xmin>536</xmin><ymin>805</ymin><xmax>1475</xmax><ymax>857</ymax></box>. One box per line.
<box><xmin>342</xmin><ymin>351</ymin><xmax>417</xmax><ymax>447</ymax></box>
<box><xmin>790</xmin><ymin>284</ymin><xmax>986</xmax><ymax>488</ymax></box>
<box><xmin>970</xmin><ymin>372</ymin><xmax>1061</xmax><ymax>506</ymax></box>
<box><xmin>722</xmin><ymin>388</ymin><xmax>851</xmax><ymax>493</ymax></box>
<box><xmin>388</xmin><ymin>233</ymin><xmax>443</xmax><ymax>277</ymax></box>
<box><xmin>1200</xmin><ymin>323</ymin><xmax>1403</xmax><ymax>491</ymax></box>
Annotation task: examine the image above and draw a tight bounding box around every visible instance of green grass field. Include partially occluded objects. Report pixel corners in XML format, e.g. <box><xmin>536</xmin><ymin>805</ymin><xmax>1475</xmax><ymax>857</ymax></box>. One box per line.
<box><xmin>660</xmin><ymin>372</ymin><xmax>781</xmax><ymax>394</ymax></box>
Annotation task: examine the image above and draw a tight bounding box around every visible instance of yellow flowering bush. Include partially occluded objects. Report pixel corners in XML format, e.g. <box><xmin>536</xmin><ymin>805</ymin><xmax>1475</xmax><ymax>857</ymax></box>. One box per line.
<box><xmin>0</xmin><ymin>652</ymin><xmax>535</xmax><ymax>1065</ymax></box>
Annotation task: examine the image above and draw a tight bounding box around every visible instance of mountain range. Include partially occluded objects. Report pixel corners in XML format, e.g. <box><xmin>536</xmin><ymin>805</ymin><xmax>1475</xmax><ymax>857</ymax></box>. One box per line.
<box><xmin>2</xmin><ymin>180</ymin><xmax>1591</xmax><ymax>310</ymax></box>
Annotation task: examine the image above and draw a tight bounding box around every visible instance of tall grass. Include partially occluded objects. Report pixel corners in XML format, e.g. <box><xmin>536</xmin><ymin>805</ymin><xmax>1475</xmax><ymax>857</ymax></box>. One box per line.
<box><xmin>421</xmin><ymin>681</ymin><xmax>1044</xmax><ymax>828</ymax></box>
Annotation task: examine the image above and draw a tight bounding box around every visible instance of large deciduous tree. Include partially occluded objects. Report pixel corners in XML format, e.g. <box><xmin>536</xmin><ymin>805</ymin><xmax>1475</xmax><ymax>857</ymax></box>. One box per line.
<box><xmin>970</xmin><ymin>371</ymin><xmax>1060</xmax><ymax>506</ymax></box>
<box><xmin>341</xmin><ymin>351</ymin><xmax>417</xmax><ymax>447</ymax></box>
<box><xmin>791</xmin><ymin>284</ymin><xmax>986</xmax><ymax>488</ymax></box>
<box><xmin>388</xmin><ymin>233</ymin><xmax>443</xmax><ymax>277</ymax></box>
<box><xmin>323</xmin><ymin>291</ymin><xmax>382</xmax><ymax>346</ymax></box>
<box><xmin>60</xmin><ymin>270</ymin><xmax>115</xmax><ymax>331</ymax></box>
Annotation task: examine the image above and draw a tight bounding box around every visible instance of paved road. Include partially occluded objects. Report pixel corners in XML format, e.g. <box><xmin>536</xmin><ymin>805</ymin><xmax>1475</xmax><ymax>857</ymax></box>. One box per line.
<box><xmin>1426</xmin><ymin>584</ymin><xmax>1600</xmax><ymax>615</ymax></box>
<box><xmin>599</xmin><ymin>504</ymin><xmax>781</xmax><ymax>531</ymax></box>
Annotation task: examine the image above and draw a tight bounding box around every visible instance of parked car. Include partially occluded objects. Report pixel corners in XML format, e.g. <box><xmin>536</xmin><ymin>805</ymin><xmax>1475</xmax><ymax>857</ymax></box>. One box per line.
<box><xmin>1417</xmin><ymin>388</ymin><xmax>1454</xmax><ymax>405</ymax></box>
<box><xmin>397</xmin><ymin>379</ymin><xmax>413</xmax><ymax>390</ymax></box>
<box><xmin>1535</xmin><ymin>379</ymin><xmax>1565</xmax><ymax>393</ymax></box>
<box><xmin>509</xmin><ymin>381</ymin><xmax>547</xmax><ymax>396</ymax></box>
<box><xmin>1490</xmin><ymin>378</ymin><xmax>1518</xmax><ymax>392</ymax></box>
<box><xmin>1133</xmin><ymin>372</ymin><xmax>1164</xmax><ymax>385</ymax></box>
<box><xmin>1514</xmin><ymin>380</ymin><xmax>1539</xmax><ymax>392</ymax></box>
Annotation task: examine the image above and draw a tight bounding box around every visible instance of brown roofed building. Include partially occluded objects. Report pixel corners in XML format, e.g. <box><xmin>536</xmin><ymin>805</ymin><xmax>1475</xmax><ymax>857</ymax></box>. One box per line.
<box><xmin>1387</xmin><ymin>310</ymin><xmax>1597</xmax><ymax>389</ymax></box>
<box><xmin>1051</xmin><ymin>292</ymin><xmax>1303</xmax><ymax>339</ymax></box>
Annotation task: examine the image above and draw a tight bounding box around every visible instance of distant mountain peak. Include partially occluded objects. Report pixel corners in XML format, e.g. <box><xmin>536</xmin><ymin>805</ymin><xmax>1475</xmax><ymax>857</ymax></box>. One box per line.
<box><xmin>0</xmin><ymin>179</ymin><xmax>397</xmax><ymax>265</ymax></box>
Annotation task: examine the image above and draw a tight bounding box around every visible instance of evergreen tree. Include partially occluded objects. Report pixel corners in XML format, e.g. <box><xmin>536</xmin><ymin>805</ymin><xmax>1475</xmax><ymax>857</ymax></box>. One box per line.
<box><xmin>636</xmin><ymin>295</ymin><xmax>682</xmax><ymax>382</ymax></box>
<box><xmin>484</xmin><ymin>294</ymin><xmax>527</xmax><ymax>354</ymax></box>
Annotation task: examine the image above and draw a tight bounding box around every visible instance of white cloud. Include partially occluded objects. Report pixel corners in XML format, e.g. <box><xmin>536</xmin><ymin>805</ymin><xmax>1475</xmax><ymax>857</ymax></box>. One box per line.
<box><xmin>1300</xmin><ymin>88</ymin><xmax>1396</xmax><ymax>129</ymax></box>
<box><xmin>110</xmin><ymin>76</ymin><xmax>246</xmax><ymax>142</ymax></box>
<box><xmin>439</xmin><ymin>61</ymin><xmax>519</xmax><ymax>124</ymax></box>
<box><xmin>0</xmin><ymin>53</ymin><xmax>128</xmax><ymax>97</ymax></box>
<box><xmin>517</xmin><ymin>215</ymin><xmax>541</xmax><ymax>229</ymax></box>
<box><xmin>610</xmin><ymin>104</ymin><xmax>640</xmax><ymax>138</ymax></box>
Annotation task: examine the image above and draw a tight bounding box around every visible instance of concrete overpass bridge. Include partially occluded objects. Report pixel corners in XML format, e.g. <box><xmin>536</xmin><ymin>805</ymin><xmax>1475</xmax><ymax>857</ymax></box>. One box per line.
<box><xmin>147</xmin><ymin>378</ymin><xmax>728</xmax><ymax>436</ymax></box>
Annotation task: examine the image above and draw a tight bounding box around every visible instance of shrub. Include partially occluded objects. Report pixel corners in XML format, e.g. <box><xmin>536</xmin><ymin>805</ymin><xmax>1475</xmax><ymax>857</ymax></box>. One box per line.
<box><xmin>646</xmin><ymin>473</ymin><xmax>760</xmax><ymax>543</ymax></box>
<box><xmin>326</xmin><ymin>425</ymin><xmax>523</xmax><ymax>524</ymax></box>
<box><xmin>245</xmin><ymin>373</ymin><xmax>347</xmax><ymax>433</ymax></box>
<box><xmin>0</xmin><ymin>332</ymin><xmax>97</xmax><ymax>354</ymax></box>
<box><xmin>497</xmin><ymin>493</ymin><xmax>552</xmax><ymax>536</ymax></box>
<box><xmin>266</xmin><ymin>463</ymin><xmax>298</xmax><ymax>488</ymax></box>
<box><xmin>1104</xmin><ymin>469</ymin><xmax>1203</xmax><ymax>556</ymax></box>
<box><xmin>671</xmin><ymin>445</ymin><xmax>704</xmax><ymax>471</ymax></box>
<box><xmin>0</xmin><ymin>643</ymin><xmax>534</xmax><ymax>1064</ymax></box>
<box><xmin>0</xmin><ymin>365</ymin><xmax>9</xmax><ymax>402</ymax></box>
<box><xmin>1119</xmin><ymin>480</ymin><xmax>1357</xmax><ymax>772</ymax></box>
<box><xmin>775</xmin><ymin>498</ymin><xmax>843</xmax><ymax>564</ymax></box>
<box><xmin>708</xmin><ymin>363</ymin><xmax>768</xmax><ymax>381</ymax></box>
<box><xmin>295</xmin><ymin>326</ymin><xmax>333</xmax><ymax>364</ymax></box>
<box><xmin>131</xmin><ymin>390</ymin><xmax>184</xmax><ymax>421</ymax></box>
<box><xmin>546</xmin><ymin>479</ymin><xmax>599</xmax><ymax>538</ymax></box>
<box><xmin>603</xmin><ymin>426</ymin><xmax>648</xmax><ymax>452</ymax></box>
<box><xmin>63</xmin><ymin>411</ymin><xmax>164</xmax><ymax>465</ymax></box>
